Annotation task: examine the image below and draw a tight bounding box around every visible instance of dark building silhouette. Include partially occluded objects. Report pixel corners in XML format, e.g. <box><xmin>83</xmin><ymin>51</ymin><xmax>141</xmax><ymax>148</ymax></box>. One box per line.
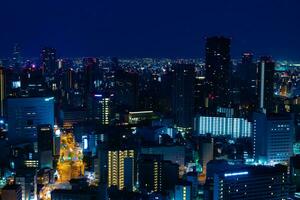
<box><xmin>236</xmin><ymin>53</ymin><xmax>257</xmax><ymax>112</ymax></box>
<box><xmin>171</xmin><ymin>63</ymin><xmax>195</xmax><ymax>128</ymax></box>
<box><xmin>12</xmin><ymin>43</ymin><xmax>22</xmax><ymax>69</ymax></box>
<box><xmin>41</xmin><ymin>47</ymin><xmax>57</xmax><ymax>75</ymax></box>
<box><xmin>205</xmin><ymin>36</ymin><xmax>231</xmax><ymax>108</ymax></box>
<box><xmin>114</xmin><ymin>69</ymin><xmax>139</xmax><ymax>111</ymax></box>
<box><xmin>83</xmin><ymin>57</ymin><xmax>103</xmax><ymax>119</ymax></box>
<box><xmin>37</xmin><ymin>124</ymin><xmax>53</xmax><ymax>168</ymax></box>
<box><xmin>138</xmin><ymin>154</ymin><xmax>179</xmax><ymax>193</ymax></box>
<box><xmin>257</xmin><ymin>56</ymin><xmax>275</xmax><ymax>113</ymax></box>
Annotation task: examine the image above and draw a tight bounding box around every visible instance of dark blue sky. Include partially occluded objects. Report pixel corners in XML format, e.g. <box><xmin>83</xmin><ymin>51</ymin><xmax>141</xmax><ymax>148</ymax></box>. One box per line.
<box><xmin>0</xmin><ymin>0</ymin><xmax>300</xmax><ymax>59</ymax></box>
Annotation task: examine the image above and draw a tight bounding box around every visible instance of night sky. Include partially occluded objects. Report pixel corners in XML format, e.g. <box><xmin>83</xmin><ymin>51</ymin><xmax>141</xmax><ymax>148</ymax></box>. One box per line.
<box><xmin>0</xmin><ymin>0</ymin><xmax>299</xmax><ymax>59</ymax></box>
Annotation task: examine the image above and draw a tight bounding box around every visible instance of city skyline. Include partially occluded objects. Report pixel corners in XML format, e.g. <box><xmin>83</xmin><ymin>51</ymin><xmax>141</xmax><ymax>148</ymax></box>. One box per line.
<box><xmin>0</xmin><ymin>0</ymin><xmax>300</xmax><ymax>59</ymax></box>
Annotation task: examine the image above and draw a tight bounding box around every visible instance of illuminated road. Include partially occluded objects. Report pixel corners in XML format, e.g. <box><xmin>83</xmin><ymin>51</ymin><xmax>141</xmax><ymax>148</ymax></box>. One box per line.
<box><xmin>39</xmin><ymin>131</ymin><xmax>84</xmax><ymax>200</ymax></box>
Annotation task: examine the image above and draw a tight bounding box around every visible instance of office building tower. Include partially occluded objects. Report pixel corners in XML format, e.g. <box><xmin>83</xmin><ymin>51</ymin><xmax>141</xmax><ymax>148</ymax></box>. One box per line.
<box><xmin>83</xmin><ymin>58</ymin><xmax>102</xmax><ymax>119</ymax></box>
<box><xmin>64</xmin><ymin>68</ymin><xmax>75</xmax><ymax>91</ymax></box>
<box><xmin>205</xmin><ymin>36</ymin><xmax>231</xmax><ymax>107</ymax></box>
<box><xmin>238</xmin><ymin>53</ymin><xmax>257</xmax><ymax>97</ymax></box>
<box><xmin>194</xmin><ymin>115</ymin><xmax>252</xmax><ymax>138</ymax></box>
<box><xmin>199</xmin><ymin>138</ymin><xmax>214</xmax><ymax>175</ymax></box>
<box><xmin>171</xmin><ymin>63</ymin><xmax>195</xmax><ymax>128</ymax></box>
<box><xmin>209</xmin><ymin>164</ymin><xmax>291</xmax><ymax>200</ymax></box>
<box><xmin>37</xmin><ymin>124</ymin><xmax>53</xmax><ymax>168</ymax></box>
<box><xmin>20</xmin><ymin>64</ymin><xmax>45</xmax><ymax>92</ymax></box>
<box><xmin>12</xmin><ymin>43</ymin><xmax>22</xmax><ymax>69</ymax></box>
<box><xmin>290</xmin><ymin>155</ymin><xmax>300</xmax><ymax>192</ymax></box>
<box><xmin>114</xmin><ymin>69</ymin><xmax>139</xmax><ymax>111</ymax></box>
<box><xmin>175</xmin><ymin>182</ymin><xmax>192</xmax><ymax>200</ymax></box>
<box><xmin>257</xmin><ymin>56</ymin><xmax>275</xmax><ymax>113</ymax></box>
<box><xmin>195</xmin><ymin>74</ymin><xmax>206</xmax><ymax>113</ymax></box>
<box><xmin>138</xmin><ymin>154</ymin><xmax>179</xmax><ymax>193</ymax></box>
<box><xmin>253</xmin><ymin>112</ymin><xmax>294</xmax><ymax>164</ymax></box>
<box><xmin>95</xmin><ymin>144</ymin><xmax>108</xmax><ymax>184</ymax></box>
<box><xmin>93</xmin><ymin>93</ymin><xmax>112</xmax><ymax>125</ymax></box>
<box><xmin>7</xmin><ymin>97</ymin><xmax>54</xmax><ymax>144</ymax></box>
<box><xmin>41</xmin><ymin>47</ymin><xmax>57</xmax><ymax>75</ymax></box>
<box><xmin>138</xmin><ymin>154</ymin><xmax>163</xmax><ymax>192</ymax></box>
<box><xmin>0</xmin><ymin>67</ymin><xmax>5</xmax><ymax>117</ymax></box>
<box><xmin>107</xmin><ymin>149</ymin><xmax>136</xmax><ymax>191</ymax></box>
<box><xmin>1</xmin><ymin>184</ymin><xmax>22</xmax><ymax>200</ymax></box>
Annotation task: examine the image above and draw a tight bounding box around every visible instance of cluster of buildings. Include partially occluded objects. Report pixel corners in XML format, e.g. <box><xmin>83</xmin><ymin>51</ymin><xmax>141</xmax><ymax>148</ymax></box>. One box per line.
<box><xmin>0</xmin><ymin>37</ymin><xmax>299</xmax><ymax>200</ymax></box>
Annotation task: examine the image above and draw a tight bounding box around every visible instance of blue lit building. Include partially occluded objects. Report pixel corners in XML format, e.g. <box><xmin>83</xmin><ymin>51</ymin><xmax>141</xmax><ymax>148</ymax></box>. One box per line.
<box><xmin>212</xmin><ymin>165</ymin><xmax>290</xmax><ymax>200</ymax></box>
<box><xmin>175</xmin><ymin>182</ymin><xmax>192</xmax><ymax>200</ymax></box>
<box><xmin>7</xmin><ymin>97</ymin><xmax>54</xmax><ymax>144</ymax></box>
<box><xmin>253</xmin><ymin>112</ymin><xmax>294</xmax><ymax>164</ymax></box>
<box><xmin>194</xmin><ymin>115</ymin><xmax>252</xmax><ymax>138</ymax></box>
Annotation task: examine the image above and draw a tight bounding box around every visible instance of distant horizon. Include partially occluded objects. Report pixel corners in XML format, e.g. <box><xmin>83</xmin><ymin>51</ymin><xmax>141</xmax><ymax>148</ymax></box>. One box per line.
<box><xmin>1</xmin><ymin>0</ymin><xmax>300</xmax><ymax>60</ymax></box>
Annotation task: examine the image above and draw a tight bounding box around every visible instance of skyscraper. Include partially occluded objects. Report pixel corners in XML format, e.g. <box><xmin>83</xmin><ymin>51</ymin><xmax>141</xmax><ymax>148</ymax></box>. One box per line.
<box><xmin>41</xmin><ymin>47</ymin><xmax>57</xmax><ymax>75</ymax></box>
<box><xmin>237</xmin><ymin>53</ymin><xmax>257</xmax><ymax>104</ymax></box>
<box><xmin>205</xmin><ymin>36</ymin><xmax>231</xmax><ymax>108</ymax></box>
<box><xmin>92</xmin><ymin>93</ymin><xmax>112</xmax><ymax>125</ymax></box>
<box><xmin>114</xmin><ymin>69</ymin><xmax>139</xmax><ymax>111</ymax></box>
<box><xmin>7</xmin><ymin>97</ymin><xmax>55</xmax><ymax>144</ymax></box>
<box><xmin>253</xmin><ymin>112</ymin><xmax>294</xmax><ymax>164</ymax></box>
<box><xmin>172</xmin><ymin>63</ymin><xmax>195</xmax><ymax>128</ymax></box>
<box><xmin>257</xmin><ymin>56</ymin><xmax>275</xmax><ymax>113</ymax></box>
<box><xmin>138</xmin><ymin>154</ymin><xmax>163</xmax><ymax>193</ymax></box>
<box><xmin>107</xmin><ymin>149</ymin><xmax>136</xmax><ymax>191</ymax></box>
<box><xmin>83</xmin><ymin>57</ymin><xmax>102</xmax><ymax>119</ymax></box>
<box><xmin>138</xmin><ymin>154</ymin><xmax>179</xmax><ymax>193</ymax></box>
<box><xmin>37</xmin><ymin>124</ymin><xmax>54</xmax><ymax>168</ymax></box>
<box><xmin>210</xmin><ymin>164</ymin><xmax>290</xmax><ymax>200</ymax></box>
<box><xmin>12</xmin><ymin>43</ymin><xmax>21</xmax><ymax>69</ymax></box>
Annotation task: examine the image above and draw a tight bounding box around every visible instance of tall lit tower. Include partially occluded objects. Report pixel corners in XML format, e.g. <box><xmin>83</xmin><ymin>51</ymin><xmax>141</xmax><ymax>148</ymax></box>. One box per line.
<box><xmin>12</xmin><ymin>43</ymin><xmax>21</xmax><ymax>68</ymax></box>
<box><xmin>257</xmin><ymin>56</ymin><xmax>275</xmax><ymax>113</ymax></box>
<box><xmin>205</xmin><ymin>36</ymin><xmax>231</xmax><ymax>108</ymax></box>
<box><xmin>108</xmin><ymin>149</ymin><xmax>135</xmax><ymax>191</ymax></box>
<box><xmin>41</xmin><ymin>47</ymin><xmax>57</xmax><ymax>75</ymax></box>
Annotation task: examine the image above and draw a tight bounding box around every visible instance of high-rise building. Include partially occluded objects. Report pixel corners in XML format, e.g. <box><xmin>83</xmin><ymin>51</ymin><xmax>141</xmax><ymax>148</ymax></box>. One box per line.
<box><xmin>83</xmin><ymin>58</ymin><xmax>103</xmax><ymax>119</ymax></box>
<box><xmin>0</xmin><ymin>67</ymin><xmax>5</xmax><ymax>117</ymax></box>
<box><xmin>199</xmin><ymin>138</ymin><xmax>214</xmax><ymax>175</ymax></box>
<box><xmin>138</xmin><ymin>154</ymin><xmax>163</xmax><ymax>193</ymax></box>
<box><xmin>37</xmin><ymin>124</ymin><xmax>53</xmax><ymax>168</ymax></box>
<box><xmin>237</xmin><ymin>53</ymin><xmax>257</xmax><ymax>107</ymax></box>
<box><xmin>64</xmin><ymin>68</ymin><xmax>75</xmax><ymax>91</ymax></box>
<box><xmin>290</xmin><ymin>155</ymin><xmax>300</xmax><ymax>192</ymax></box>
<box><xmin>114</xmin><ymin>69</ymin><xmax>139</xmax><ymax>111</ymax></box>
<box><xmin>257</xmin><ymin>56</ymin><xmax>275</xmax><ymax>113</ymax></box>
<box><xmin>7</xmin><ymin>97</ymin><xmax>55</xmax><ymax>144</ymax></box>
<box><xmin>12</xmin><ymin>43</ymin><xmax>22</xmax><ymax>69</ymax></box>
<box><xmin>174</xmin><ymin>182</ymin><xmax>192</xmax><ymax>200</ymax></box>
<box><xmin>208</xmin><ymin>164</ymin><xmax>291</xmax><ymax>200</ymax></box>
<box><xmin>92</xmin><ymin>93</ymin><xmax>112</xmax><ymax>125</ymax></box>
<box><xmin>107</xmin><ymin>149</ymin><xmax>136</xmax><ymax>191</ymax></box>
<box><xmin>205</xmin><ymin>36</ymin><xmax>231</xmax><ymax>108</ymax></box>
<box><xmin>171</xmin><ymin>63</ymin><xmax>195</xmax><ymax>128</ymax></box>
<box><xmin>194</xmin><ymin>115</ymin><xmax>252</xmax><ymax>138</ymax></box>
<box><xmin>41</xmin><ymin>47</ymin><xmax>57</xmax><ymax>75</ymax></box>
<box><xmin>138</xmin><ymin>154</ymin><xmax>179</xmax><ymax>193</ymax></box>
<box><xmin>253</xmin><ymin>112</ymin><xmax>294</xmax><ymax>164</ymax></box>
